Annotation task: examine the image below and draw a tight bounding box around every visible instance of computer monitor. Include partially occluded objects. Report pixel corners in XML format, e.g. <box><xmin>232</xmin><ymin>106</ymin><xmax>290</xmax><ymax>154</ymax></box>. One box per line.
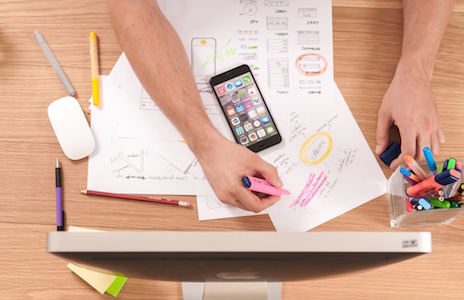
<box><xmin>47</xmin><ymin>231</ymin><xmax>431</xmax><ymax>300</ymax></box>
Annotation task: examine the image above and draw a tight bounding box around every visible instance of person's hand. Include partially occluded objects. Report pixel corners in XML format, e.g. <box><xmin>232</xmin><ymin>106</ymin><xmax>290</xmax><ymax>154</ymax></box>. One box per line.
<box><xmin>376</xmin><ymin>65</ymin><xmax>446</xmax><ymax>169</ymax></box>
<box><xmin>195</xmin><ymin>132</ymin><xmax>283</xmax><ymax>212</ymax></box>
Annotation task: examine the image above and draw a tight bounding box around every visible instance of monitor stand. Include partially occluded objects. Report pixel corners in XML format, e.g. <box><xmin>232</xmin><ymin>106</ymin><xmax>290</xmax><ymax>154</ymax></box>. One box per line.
<box><xmin>182</xmin><ymin>282</ymin><xmax>282</xmax><ymax>300</ymax></box>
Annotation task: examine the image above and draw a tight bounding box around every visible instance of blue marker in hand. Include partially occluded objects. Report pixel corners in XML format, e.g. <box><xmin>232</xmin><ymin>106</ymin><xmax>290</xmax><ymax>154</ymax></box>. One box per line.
<box><xmin>423</xmin><ymin>147</ymin><xmax>437</xmax><ymax>176</ymax></box>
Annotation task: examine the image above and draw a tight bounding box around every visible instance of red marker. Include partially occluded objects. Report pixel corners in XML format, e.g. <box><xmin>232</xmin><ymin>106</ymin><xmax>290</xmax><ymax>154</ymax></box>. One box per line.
<box><xmin>406</xmin><ymin>170</ymin><xmax>461</xmax><ymax>198</ymax></box>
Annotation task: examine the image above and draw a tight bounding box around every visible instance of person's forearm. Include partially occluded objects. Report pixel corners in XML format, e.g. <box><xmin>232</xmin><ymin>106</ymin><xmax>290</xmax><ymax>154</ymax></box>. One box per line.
<box><xmin>398</xmin><ymin>0</ymin><xmax>455</xmax><ymax>81</ymax></box>
<box><xmin>107</xmin><ymin>0</ymin><xmax>222</xmax><ymax>154</ymax></box>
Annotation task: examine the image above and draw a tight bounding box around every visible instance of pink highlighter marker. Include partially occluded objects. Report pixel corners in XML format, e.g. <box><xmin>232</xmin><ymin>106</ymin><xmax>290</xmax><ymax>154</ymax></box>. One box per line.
<box><xmin>242</xmin><ymin>175</ymin><xmax>290</xmax><ymax>197</ymax></box>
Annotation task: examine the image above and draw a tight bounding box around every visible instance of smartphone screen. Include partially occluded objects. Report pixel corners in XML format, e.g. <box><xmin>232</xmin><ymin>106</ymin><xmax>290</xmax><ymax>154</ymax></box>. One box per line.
<box><xmin>210</xmin><ymin>65</ymin><xmax>282</xmax><ymax>152</ymax></box>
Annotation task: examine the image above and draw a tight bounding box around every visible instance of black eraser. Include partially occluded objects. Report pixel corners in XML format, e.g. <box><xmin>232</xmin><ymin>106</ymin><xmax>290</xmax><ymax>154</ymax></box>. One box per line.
<box><xmin>379</xmin><ymin>141</ymin><xmax>401</xmax><ymax>167</ymax></box>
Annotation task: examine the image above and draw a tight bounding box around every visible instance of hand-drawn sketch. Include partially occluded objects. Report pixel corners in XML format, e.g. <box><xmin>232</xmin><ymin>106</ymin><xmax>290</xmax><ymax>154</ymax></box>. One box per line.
<box><xmin>191</xmin><ymin>38</ymin><xmax>217</xmax><ymax>84</ymax></box>
<box><xmin>266</xmin><ymin>86</ymin><xmax>386</xmax><ymax>232</ymax></box>
<box><xmin>295</xmin><ymin>53</ymin><xmax>328</xmax><ymax>76</ymax></box>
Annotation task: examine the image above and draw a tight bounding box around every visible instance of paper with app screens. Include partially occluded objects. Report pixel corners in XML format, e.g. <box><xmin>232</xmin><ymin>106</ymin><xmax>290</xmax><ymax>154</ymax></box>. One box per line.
<box><xmin>87</xmin><ymin>0</ymin><xmax>387</xmax><ymax>232</ymax></box>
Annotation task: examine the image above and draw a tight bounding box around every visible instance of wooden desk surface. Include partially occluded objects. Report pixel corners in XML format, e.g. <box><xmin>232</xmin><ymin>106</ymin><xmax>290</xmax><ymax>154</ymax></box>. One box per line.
<box><xmin>1</xmin><ymin>1</ymin><xmax>464</xmax><ymax>299</ymax></box>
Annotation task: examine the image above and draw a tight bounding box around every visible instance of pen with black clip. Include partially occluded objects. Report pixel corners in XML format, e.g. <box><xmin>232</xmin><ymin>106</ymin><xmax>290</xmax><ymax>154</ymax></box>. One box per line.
<box><xmin>56</xmin><ymin>158</ymin><xmax>65</xmax><ymax>231</ymax></box>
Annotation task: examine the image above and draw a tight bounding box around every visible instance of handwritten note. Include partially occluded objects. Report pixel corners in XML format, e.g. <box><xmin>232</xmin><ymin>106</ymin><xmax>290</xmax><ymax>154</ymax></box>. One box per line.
<box><xmin>261</xmin><ymin>85</ymin><xmax>386</xmax><ymax>232</ymax></box>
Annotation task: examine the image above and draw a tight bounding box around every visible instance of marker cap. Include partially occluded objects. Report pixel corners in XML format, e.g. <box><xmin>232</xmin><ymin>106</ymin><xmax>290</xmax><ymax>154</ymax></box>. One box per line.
<box><xmin>379</xmin><ymin>141</ymin><xmax>401</xmax><ymax>167</ymax></box>
<box><xmin>418</xmin><ymin>197</ymin><xmax>432</xmax><ymax>210</ymax></box>
<box><xmin>435</xmin><ymin>169</ymin><xmax>461</xmax><ymax>185</ymax></box>
<box><xmin>241</xmin><ymin>176</ymin><xmax>252</xmax><ymax>188</ymax></box>
<box><xmin>423</xmin><ymin>147</ymin><xmax>437</xmax><ymax>172</ymax></box>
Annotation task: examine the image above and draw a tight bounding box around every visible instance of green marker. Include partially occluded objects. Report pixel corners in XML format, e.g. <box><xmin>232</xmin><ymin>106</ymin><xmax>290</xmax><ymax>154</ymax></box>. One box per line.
<box><xmin>430</xmin><ymin>198</ymin><xmax>451</xmax><ymax>209</ymax></box>
<box><xmin>447</xmin><ymin>157</ymin><xmax>456</xmax><ymax>170</ymax></box>
<box><xmin>450</xmin><ymin>201</ymin><xmax>460</xmax><ymax>208</ymax></box>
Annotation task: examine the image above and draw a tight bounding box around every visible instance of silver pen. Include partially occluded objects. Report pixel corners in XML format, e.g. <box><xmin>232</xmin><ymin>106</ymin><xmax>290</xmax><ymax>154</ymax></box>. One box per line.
<box><xmin>34</xmin><ymin>30</ymin><xmax>75</xmax><ymax>96</ymax></box>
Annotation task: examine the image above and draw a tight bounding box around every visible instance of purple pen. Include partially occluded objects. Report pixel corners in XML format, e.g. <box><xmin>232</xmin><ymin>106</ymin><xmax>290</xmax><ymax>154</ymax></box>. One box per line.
<box><xmin>56</xmin><ymin>158</ymin><xmax>64</xmax><ymax>231</ymax></box>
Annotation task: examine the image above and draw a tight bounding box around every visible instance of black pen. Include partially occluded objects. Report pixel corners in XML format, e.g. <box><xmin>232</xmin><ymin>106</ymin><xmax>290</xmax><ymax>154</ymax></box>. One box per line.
<box><xmin>56</xmin><ymin>158</ymin><xmax>65</xmax><ymax>231</ymax></box>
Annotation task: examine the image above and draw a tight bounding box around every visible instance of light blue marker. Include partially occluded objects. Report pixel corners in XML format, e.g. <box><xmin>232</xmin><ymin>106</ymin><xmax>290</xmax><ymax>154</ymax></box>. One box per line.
<box><xmin>418</xmin><ymin>197</ymin><xmax>432</xmax><ymax>210</ymax></box>
<box><xmin>400</xmin><ymin>168</ymin><xmax>412</xmax><ymax>177</ymax></box>
<box><xmin>423</xmin><ymin>147</ymin><xmax>437</xmax><ymax>176</ymax></box>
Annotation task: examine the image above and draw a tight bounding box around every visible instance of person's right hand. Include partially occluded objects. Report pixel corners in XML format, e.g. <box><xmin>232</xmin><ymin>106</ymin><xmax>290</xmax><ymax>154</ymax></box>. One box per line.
<box><xmin>375</xmin><ymin>64</ymin><xmax>446</xmax><ymax>169</ymax></box>
<box><xmin>194</xmin><ymin>132</ymin><xmax>284</xmax><ymax>213</ymax></box>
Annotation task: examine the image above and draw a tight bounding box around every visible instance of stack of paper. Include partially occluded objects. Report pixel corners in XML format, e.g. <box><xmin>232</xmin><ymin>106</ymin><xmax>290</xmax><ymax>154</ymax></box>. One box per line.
<box><xmin>87</xmin><ymin>0</ymin><xmax>387</xmax><ymax>232</ymax></box>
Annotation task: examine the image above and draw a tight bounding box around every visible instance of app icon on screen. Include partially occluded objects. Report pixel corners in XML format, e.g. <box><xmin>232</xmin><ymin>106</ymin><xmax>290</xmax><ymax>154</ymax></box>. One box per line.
<box><xmin>235</xmin><ymin>104</ymin><xmax>245</xmax><ymax>113</ymax></box>
<box><xmin>252</xmin><ymin>97</ymin><xmax>261</xmax><ymax>105</ymax></box>
<box><xmin>217</xmin><ymin>86</ymin><xmax>226</xmax><ymax>95</ymax></box>
<box><xmin>242</xmin><ymin>75</ymin><xmax>251</xmax><ymax>84</ymax></box>
<box><xmin>240</xmin><ymin>136</ymin><xmax>249</xmax><ymax>145</ymax></box>
<box><xmin>227</xmin><ymin>107</ymin><xmax>236</xmax><ymax>116</ymax></box>
<box><xmin>248</xmin><ymin>87</ymin><xmax>257</xmax><ymax>96</ymax></box>
<box><xmin>261</xmin><ymin>115</ymin><xmax>270</xmax><ymax>124</ymax></box>
<box><xmin>244</xmin><ymin>123</ymin><xmax>253</xmax><ymax>132</ymax></box>
<box><xmin>226</xmin><ymin>83</ymin><xmax>234</xmax><ymax>91</ymax></box>
<box><xmin>256</xmin><ymin>106</ymin><xmax>265</xmax><ymax>115</ymax></box>
<box><xmin>231</xmin><ymin>117</ymin><xmax>240</xmax><ymax>126</ymax></box>
<box><xmin>249</xmin><ymin>132</ymin><xmax>258</xmax><ymax>141</ymax></box>
<box><xmin>239</xmin><ymin>89</ymin><xmax>248</xmax><ymax>99</ymax></box>
<box><xmin>231</xmin><ymin>91</ymin><xmax>241</xmax><ymax>103</ymax></box>
<box><xmin>234</xmin><ymin>79</ymin><xmax>243</xmax><ymax>87</ymax></box>
<box><xmin>239</xmin><ymin>114</ymin><xmax>249</xmax><ymax>122</ymax></box>
<box><xmin>253</xmin><ymin>119</ymin><xmax>261</xmax><ymax>128</ymax></box>
<box><xmin>243</xmin><ymin>100</ymin><xmax>253</xmax><ymax>109</ymax></box>
<box><xmin>235</xmin><ymin>126</ymin><xmax>245</xmax><ymax>135</ymax></box>
<box><xmin>257</xmin><ymin>129</ymin><xmax>266</xmax><ymax>138</ymax></box>
<box><xmin>248</xmin><ymin>110</ymin><xmax>257</xmax><ymax>119</ymax></box>
<box><xmin>265</xmin><ymin>125</ymin><xmax>275</xmax><ymax>134</ymax></box>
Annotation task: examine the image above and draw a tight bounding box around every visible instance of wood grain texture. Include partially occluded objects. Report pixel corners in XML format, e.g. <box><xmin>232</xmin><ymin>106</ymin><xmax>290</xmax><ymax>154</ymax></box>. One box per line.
<box><xmin>1</xmin><ymin>1</ymin><xmax>464</xmax><ymax>299</ymax></box>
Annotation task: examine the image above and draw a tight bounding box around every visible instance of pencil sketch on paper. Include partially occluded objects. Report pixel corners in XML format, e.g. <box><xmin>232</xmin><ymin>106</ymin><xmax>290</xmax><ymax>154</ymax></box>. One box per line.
<box><xmin>111</xmin><ymin>149</ymin><xmax>190</xmax><ymax>183</ymax></box>
<box><xmin>118</xmin><ymin>151</ymin><xmax>145</xmax><ymax>173</ymax></box>
<box><xmin>206</xmin><ymin>197</ymin><xmax>224</xmax><ymax>209</ymax></box>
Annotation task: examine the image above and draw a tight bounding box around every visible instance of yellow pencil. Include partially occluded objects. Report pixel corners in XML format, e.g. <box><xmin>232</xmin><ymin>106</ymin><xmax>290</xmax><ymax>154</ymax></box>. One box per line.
<box><xmin>89</xmin><ymin>32</ymin><xmax>100</xmax><ymax>106</ymax></box>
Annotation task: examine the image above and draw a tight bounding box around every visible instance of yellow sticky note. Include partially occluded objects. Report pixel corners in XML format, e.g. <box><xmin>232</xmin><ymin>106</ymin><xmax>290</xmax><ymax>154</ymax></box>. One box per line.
<box><xmin>66</xmin><ymin>226</ymin><xmax>127</xmax><ymax>297</ymax></box>
<box><xmin>67</xmin><ymin>262</ymin><xmax>116</xmax><ymax>294</ymax></box>
<box><xmin>68</xmin><ymin>226</ymin><xmax>103</xmax><ymax>232</ymax></box>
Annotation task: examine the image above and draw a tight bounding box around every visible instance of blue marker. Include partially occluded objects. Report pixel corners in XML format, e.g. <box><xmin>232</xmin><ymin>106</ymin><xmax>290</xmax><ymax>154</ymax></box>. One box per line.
<box><xmin>423</xmin><ymin>147</ymin><xmax>437</xmax><ymax>176</ymax></box>
<box><xmin>400</xmin><ymin>168</ymin><xmax>420</xmax><ymax>183</ymax></box>
<box><xmin>400</xmin><ymin>168</ymin><xmax>412</xmax><ymax>177</ymax></box>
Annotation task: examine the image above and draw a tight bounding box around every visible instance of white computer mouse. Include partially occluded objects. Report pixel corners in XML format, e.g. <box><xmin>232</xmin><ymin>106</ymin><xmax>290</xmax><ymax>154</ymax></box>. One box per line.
<box><xmin>48</xmin><ymin>96</ymin><xmax>95</xmax><ymax>160</ymax></box>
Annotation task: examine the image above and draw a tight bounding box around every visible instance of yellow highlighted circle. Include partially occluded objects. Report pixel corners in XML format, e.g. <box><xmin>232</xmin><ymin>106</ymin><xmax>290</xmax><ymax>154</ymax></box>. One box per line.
<box><xmin>299</xmin><ymin>132</ymin><xmax>333</xmax><ymax>165</ymax></box>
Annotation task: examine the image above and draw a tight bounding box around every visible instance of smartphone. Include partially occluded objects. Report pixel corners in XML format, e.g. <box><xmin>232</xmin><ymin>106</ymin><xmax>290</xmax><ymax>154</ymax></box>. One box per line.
<box><xmin>210</xmin><ymin>64</ymin><xmax>282</xmax><ymax>152</ymax></box>
<box><xmin>191</xmin><ymin>38</ymin><xmax>216</xmax><ymax>84</ymax></box>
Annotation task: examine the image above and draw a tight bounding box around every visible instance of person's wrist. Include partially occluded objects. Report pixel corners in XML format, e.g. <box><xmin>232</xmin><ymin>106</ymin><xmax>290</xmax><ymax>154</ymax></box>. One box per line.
<box><xmin>187</xmin><ymin>129</ymin><xmax>225</xmax><ymax>160</ymax></box>
<box><xmin>396</xmin><ymin>55</ymin><xmax>435</xmax><ymax>84</ymax></box>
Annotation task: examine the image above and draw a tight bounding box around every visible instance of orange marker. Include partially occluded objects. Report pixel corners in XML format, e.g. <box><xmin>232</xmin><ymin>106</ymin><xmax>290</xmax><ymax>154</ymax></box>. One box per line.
<box><xmin>404</xmin><ymin>155</ymin><xmax>427</xmax><ymax>181</ymax></box>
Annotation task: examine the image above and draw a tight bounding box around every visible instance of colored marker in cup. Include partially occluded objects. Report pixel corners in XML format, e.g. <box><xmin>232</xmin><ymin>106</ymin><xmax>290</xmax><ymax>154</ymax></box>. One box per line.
<box><xmin>404</xmin><ymin>154</ymin><xmax>427</xmax><ymax>181</ymax></box>
<box><xmin>423</xmin><ymin>147</ymin><xmax>437</xmax><ymax>176</ymax></box>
